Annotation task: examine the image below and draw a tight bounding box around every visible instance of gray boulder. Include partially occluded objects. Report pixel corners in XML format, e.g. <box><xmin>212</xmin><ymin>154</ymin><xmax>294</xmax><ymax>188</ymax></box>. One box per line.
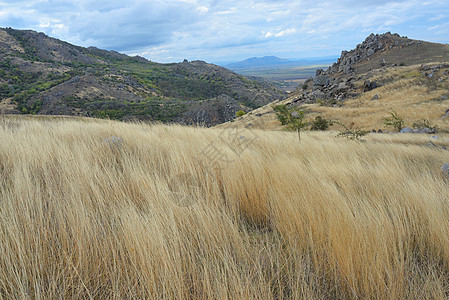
<box><xmin>371</xmin><ymin>94</ymin><xmax>379</xmax><ymax>101</ymax></box>
<box><xmin>337</xmin><ymin>82</ymin><xmax>348</xmax><ymax>91</ymax></box>
<box><xmin>442</xmin><ymin>163</ymin><xmax>449</xmax><ymax>178</ymax></box>
<box><xmin>415</xmin><ymin>128</ymin><xmax>436</xmax><ymax>134</ymax></box>
<box><xmin>312</xmin><ymin>90</ymin><xmax>325</xmax><ymax>100</ymax></box>
<box><xmin>399</xmin><ymin>127</ymin><xmax>414</xmax><ymax>133</ymax></box>
<box><xmin>400</xmin><ymin>127</ymin><xmax>436</xmax><ymax>134</ymax></box>
<box><xmin>363</xmin><ymin>80</ymin><xmax>378</xmax><ymax>92</ymax></box>
<box><xmin>313</xmin><ymin>75</ymin><xmax>330</xmax><ymax>87</ymax></box>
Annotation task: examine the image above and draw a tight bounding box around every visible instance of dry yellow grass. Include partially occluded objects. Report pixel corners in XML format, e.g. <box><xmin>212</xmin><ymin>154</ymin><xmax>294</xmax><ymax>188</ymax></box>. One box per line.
<box><xmin>223</xmin><ymin>63</ymin><xmax>449</xmax><ymax>132</ymax></box>
<box><xmin>1</xmin><ymin>116</ymin><xmax>449</xmax><ymax>298</ymax></box>
<box><xmin>310</xmin><ymin>64</ymin><xmax>449</xmax><ymax>131</ymax></box>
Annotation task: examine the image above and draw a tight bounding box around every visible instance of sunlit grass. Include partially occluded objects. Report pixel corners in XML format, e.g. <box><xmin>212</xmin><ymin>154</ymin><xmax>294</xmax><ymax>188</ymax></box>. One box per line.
<box><xmin>0</xmin><ymin>117</ymin><xmax>448</xmax><ymax>298</ymax></box>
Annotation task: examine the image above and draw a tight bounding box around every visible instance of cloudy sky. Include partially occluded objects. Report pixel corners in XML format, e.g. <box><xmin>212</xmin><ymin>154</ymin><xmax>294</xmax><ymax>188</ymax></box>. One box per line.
<box><xmin>0</xmin><ymin>0</ymin><xmax>448</xmax><ymax>63</ymax></box>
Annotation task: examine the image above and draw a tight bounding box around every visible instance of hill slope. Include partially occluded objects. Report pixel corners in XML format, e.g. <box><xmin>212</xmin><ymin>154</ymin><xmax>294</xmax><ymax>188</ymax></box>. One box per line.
<box><xmin>0</xmin><ymin>28</ymin><xmax>285</xmax><ymax>125</ymax></box>
<box><xmin>221</xmin><ymin>33</ymin><xmax>449</xmax><ymax>132</ymax></box>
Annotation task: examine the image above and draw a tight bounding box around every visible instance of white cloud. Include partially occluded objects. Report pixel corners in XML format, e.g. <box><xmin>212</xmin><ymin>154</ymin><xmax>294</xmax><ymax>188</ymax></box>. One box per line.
<box><xmin>265</xmin><ymin>27</ymin><xmax>297</xmax><ymax>38</ymax></box>
<box><xmin>196</xmin><ymin>6</ymin><xmax>209</xmax><ymax>13</ymax></box>
<box><xmin>0</xmin><ymin>0</ymin><xmax>448</xmax><ymax>62</ymax></box>
<box><xmin>429</xmin><ymin>14</ymin><xmax>446</xmax><ymax>21</ymax></box>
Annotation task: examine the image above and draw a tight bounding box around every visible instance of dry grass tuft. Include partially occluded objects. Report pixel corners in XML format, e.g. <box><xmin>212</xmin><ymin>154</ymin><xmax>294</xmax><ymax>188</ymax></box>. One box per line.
<box><xmin>1</xmin><ymin>116</ymin><xmax>449</xmax><ymax>298</ymax></box>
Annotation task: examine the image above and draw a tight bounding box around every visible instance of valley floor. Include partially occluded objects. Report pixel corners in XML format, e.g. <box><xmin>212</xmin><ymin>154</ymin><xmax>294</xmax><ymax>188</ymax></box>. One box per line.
<box><xmin>0</xmin><ymin>116</ymin><xmax>449</xmax><ymax>298</ymax></box>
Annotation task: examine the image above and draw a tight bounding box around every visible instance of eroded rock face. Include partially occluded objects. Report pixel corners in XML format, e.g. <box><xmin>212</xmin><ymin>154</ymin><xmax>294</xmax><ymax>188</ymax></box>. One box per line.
<box><xmin>180</xmin><ymin>94</ymin><xmax>240</xmax><ymax>127</ymax></box>
<box><xmin>313</xmin><ymin>74</ymin><xmax>330</xmax><ymax>87</ymax></box>
<box><xmin>326</xmin><ymin>32</ymin><xmax>412</xmax><ymax>76</ymax></box>
<box><xmin>363</xmin><ymin>80</ymin><xmax>378</xmax><ymax>92</ymax></box>
<box><xmin>290</xmin><ymin>32</ymin><xmax>429</xmax><ymax>108</ymax></box>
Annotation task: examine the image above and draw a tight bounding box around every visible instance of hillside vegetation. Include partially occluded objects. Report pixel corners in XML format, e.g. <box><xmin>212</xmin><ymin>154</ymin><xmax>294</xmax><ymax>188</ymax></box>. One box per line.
<box><xmin>0</xmin><ymin>28</ymin><xmax>284</xmax><ymax>124</ymax></box>
<box><xmin>1</xmin><ymin>116</ymin><xmax>449</xmax><ymax>298</ymax></box>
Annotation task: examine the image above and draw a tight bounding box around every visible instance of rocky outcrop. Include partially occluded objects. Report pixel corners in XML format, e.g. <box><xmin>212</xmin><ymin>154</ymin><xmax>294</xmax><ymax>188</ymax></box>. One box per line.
<box><xmin>419</xmin><ymin>63</ymin><xmax>449</xmax><ymax>78</ymax></box>
<box><xmin>180</xmin><ymin>94</ymin><xmax>240</xmax><ymax>127</ymax></box>
<box><xmin>290</xmin><ymin>73</ymin><xmax>359</xmax><ymax>106</ymax></box>
<box><xmin>290</xmin><ymin>32</ymin><xmax>421</xmax><ymax>106</ymax></box>
<box><xmin>326</xmin><ymin>32</ymin><xmax>416</xmax><ymax>76</ymax></box>
<box><xmin>363</xmin><ymin>80</ymin><xmax>378</xmax><ymax>92</ymax></box>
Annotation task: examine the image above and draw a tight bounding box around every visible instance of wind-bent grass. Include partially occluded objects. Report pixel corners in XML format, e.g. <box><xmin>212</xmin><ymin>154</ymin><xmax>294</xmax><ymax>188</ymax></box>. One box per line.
<box><xmin>1</xmin><ymin>116</ymin><xmax>449</xmax><ymax>298</ymax></box>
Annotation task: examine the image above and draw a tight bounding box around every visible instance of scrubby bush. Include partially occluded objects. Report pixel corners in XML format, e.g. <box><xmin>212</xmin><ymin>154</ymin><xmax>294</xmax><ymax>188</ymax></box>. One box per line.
<box><xmin>236</xmin><ymin>110</ymin><xmax>246</xmax><ymax>117</ymax></box>
<box><xmin>310</xmin><ymin>115</ymin><xmax>333</xmax><ymax>131</ymax></box>
<box><xmin>335</xmin><ymin>121</ymin><xmax>369</xmax><ymax>140</ymax></box>
<box><xmin>413</xmin><ymin>118</ymin><xmax>438</xmax><ymax>131</ymax></box>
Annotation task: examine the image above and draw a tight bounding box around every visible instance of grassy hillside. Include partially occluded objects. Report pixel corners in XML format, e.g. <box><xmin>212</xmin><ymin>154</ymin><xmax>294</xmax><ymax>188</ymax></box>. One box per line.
<box><xmin>1</xmin><ymin>116</ymin><xmax>449</xmax><ymax>298</ymax></box>
<box><xmin>0</xmin><ymin>28</ymin><xmax>285</xmax><ymax>124</ymax></box>
<box><xmin>223</xmin><ymin>63</ymin><xmax>449</xmax><ymax>132</ymax></box>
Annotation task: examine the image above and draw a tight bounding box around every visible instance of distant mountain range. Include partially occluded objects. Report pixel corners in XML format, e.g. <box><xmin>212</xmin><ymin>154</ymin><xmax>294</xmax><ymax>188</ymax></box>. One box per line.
<box><xmin>218</xmin><ymin>56</ymin><xmax>337</xmax><ymax>91</ymax></box>
<box><xmin>223</xmin><ymin>56</ymin><xmax>337</xmax><ymax>70</ymax></box>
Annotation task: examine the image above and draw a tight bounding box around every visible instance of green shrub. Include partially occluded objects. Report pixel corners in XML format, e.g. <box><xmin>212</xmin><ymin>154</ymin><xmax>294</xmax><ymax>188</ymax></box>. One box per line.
<box><xmin>310</xmin><ymin>115</ymin><xmax>333</xmax><ymax>131</ymax></box>
<box><xmin>236</xmin><ymin>110</ymin><xmax>246</xmax><ymax>117</ymax></box>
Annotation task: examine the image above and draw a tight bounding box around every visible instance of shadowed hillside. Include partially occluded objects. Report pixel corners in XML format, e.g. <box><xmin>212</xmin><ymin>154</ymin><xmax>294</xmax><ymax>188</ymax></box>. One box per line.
<box><xmin>0</xmin><ymin>28</ymin><xmax>285</xmax><ymax>125</ymax></box>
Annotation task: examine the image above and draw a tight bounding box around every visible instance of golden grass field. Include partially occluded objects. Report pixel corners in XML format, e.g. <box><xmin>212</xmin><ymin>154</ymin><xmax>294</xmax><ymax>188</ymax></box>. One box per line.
<box><xmin>1</xmin><ymin>116</ymin><xmax>449</xmax><ymax>298</ymax></box>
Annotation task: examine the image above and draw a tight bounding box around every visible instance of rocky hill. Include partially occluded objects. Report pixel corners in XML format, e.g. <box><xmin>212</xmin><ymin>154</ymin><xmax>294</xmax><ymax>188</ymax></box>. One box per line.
<box><xmin>0</xmin><ymin>28</ymin><xmax>285</xmax><ymax>125</ymax></box>
<box><xmin>219</xmin><ymin>33</ymin><xmax>449</xmax><ymax>132</ymax></box>
<box><xmin>292</xmin><ymin>32</ymin><xmax>449</xmax><ymax>106</ymax></box>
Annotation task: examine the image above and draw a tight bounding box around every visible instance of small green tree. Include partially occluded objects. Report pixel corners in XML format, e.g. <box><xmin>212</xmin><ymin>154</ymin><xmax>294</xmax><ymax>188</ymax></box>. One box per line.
<box><xmin>383</xmin><ymin>109</ymin><xmax>404</xmax><ymax>131</ymax></box>
<box><xmin>272</xmin><ymin>104</ymin><xmax>290</xmax><ymax>125</ymax></box>
<box><xmin>273</xmin><ymin>104</ymin><xmax>308</xmax><ymax>141</ymax></box>
<box><xmin>236</xmin><ymin>110</ymin><xmax>246</xmax><ymax>117</ymax></box>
